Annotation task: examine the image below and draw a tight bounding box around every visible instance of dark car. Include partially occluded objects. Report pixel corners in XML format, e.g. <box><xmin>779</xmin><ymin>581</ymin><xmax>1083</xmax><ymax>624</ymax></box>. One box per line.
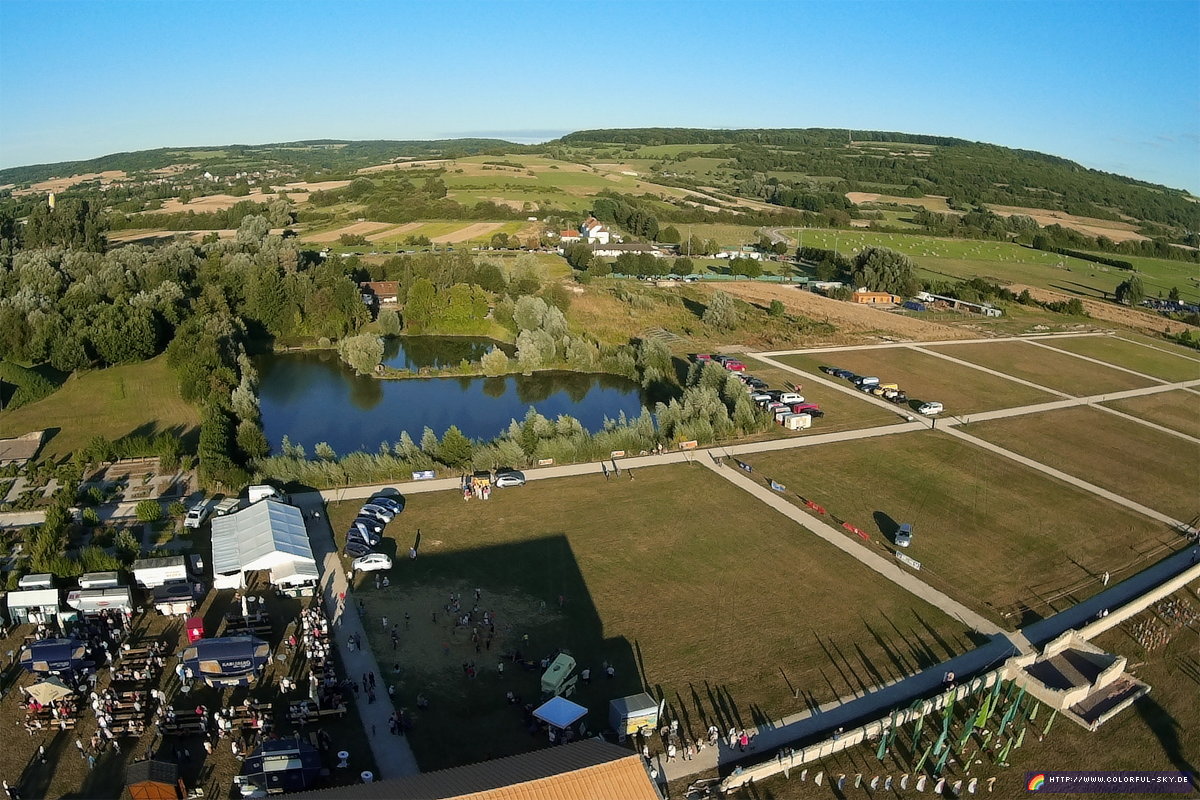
<box><xmin>819</xmin><ymin>365</ymin><xmax>838</xmax><ymax>375</ymax></box>
<box><xmin>344</xmin><ymin>540</ymin><xmax>373</xmax><ymax>558</ymax></box>
<box><xmin>370</xmin><ymin>495</ymin><xmax>404</xmax><ymax>514</ymax></box>
<box><xmin>834</xmin><ymin>369</ymin><xmax>855</xmax><ymax>380</ymax></box>
<box><xmin>746</xmin><ymin>377</ymin><xmax>769</xmax><ymax>390</ymax></box>
<box><xmin>887</xmin><ymin>392</ymin><xmax>909</xmax><ymax>404</ymax></box>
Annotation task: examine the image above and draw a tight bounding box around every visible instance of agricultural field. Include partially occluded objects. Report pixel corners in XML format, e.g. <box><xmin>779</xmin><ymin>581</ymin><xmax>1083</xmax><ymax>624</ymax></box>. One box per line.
<box><xmin>775</xmin><ymin>348</ymin><xmax>1058</xmax><ymax>415</ymax></box>
<box><xmin>0</xmin><ymin>355</ymin><xmax>200</xmax><ymax>460</ymax></box>
<box><xmin>1034</xmin><ymin>336</ymin><xmax>1200</xmax><ymax>383</ymax></box>
<box><xmin>326</xmin><ymin>463</ymin><xmax>982</xmax><ymax>771</ymax></box>
<box><xmin>783</xmin><ymin>227</ymin><xmax>1199</xmax><ymax>304</ymax></box>
<box><xmin>964</xmin><ymin>406</ymin><xmax>1200</xmax><ymax>522</ymax></box>
<box><xmin>672</xmin><ymin>223</ymin><xmax>762</xmax><ymax>248</ymax></box>
<box><xmin>1104</xmin><ymin>390</ymin><xmax>1200</xmax><ymax>440</ymax></box>
<box><xmin>734</xmin><ymin>432</ymin><xmax>1175</xmax><ymax>623</ymax></box>
<box><xmin>924</xmin><ymin>340</ymin><xmax>1156</xmax><ymax>396</ymax></box>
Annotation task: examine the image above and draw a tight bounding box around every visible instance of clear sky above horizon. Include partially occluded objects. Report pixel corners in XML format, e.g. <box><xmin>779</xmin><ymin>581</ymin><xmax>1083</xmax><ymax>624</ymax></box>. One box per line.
<box><xmin>1</xmin><ymin>0</ymin><xmax>1198</xmax><ymax>192</ymax></box>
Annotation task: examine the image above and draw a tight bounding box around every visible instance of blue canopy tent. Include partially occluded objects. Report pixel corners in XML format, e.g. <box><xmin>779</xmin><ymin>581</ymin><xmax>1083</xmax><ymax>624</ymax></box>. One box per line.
<box><xmin>533</xmin><ymin>696</ymin><xmax>588</xmax><ymax>730</ymax></box>
<box><xmin>179</xmin><ymin>636</ymin><xmax>270</xmax><ymax>687</ymax></box>
<box><xmin>238</xmin><ymin>736</ymin><xmax>322</xmax><ymax>793</ymax></box>
<box><xmin>18</xmin><ymin>638</ymin><xmax>94</xmax><ymax>676</ymax></box>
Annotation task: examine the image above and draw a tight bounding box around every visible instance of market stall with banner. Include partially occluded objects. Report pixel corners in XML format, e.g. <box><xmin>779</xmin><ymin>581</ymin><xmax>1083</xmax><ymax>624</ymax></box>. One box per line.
<box><xmin>609</xmin><ymin>692</ymin><xmax>660</xmax><ymax>737</ymax></box>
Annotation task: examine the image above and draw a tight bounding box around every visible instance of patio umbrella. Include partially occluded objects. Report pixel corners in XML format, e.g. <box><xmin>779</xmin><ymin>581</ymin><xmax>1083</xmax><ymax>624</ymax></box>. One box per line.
<box><xmin>26</xmin><ymin>676</ymin><xmax>75</xmax><ymax>704</ymax></box>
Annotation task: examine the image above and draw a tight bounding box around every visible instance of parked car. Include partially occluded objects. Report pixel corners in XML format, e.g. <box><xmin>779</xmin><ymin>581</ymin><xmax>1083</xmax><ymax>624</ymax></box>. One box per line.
<box><xmin>779</xmin><ymin>392</ymin><xmax>805</xmax><ymax>404</ymax></box>
<box><xmin>886</xmin><ymin>392</ymin><xmax>908</xmax><ymax>404</ymax></box>
<box><xmin>353</xmin><ymin>515</ymin><xmax>385</xmax><ymax>534</ymax></box>
<box><xmin>694</xmin><ymin>354</ymin><xmax>713</xmax><ymax>364</ymax></box>
<box><xmin>791</xmin><ymin>403</ymin><xmax>824</xmax><ymax>418</ymax></box>
<box><xmin>352</xmin><ymin>553</ymin><xmax>393</xmax><ymax>572</ymax></box>
<box><xmin>746</xmin><ymin>377</ymin><xmax>768</xmax><ymax>390</ymax></box>
<box><xmin>819</xmin><ymin>365</ymin><xmax>839</xmax><ymax>374</ymax></box>
<box><xmin>359</xmin><ymin>504</ymin><xmax>395</xmax><ymax>523</ymax></box>
<box><xmin>854</xmin><ymin>376</ymin><xmax>880</xmax><ymax>387</ymax></box>
<box><xmin>894</xmin><ymin>523</ymin><xmax>914</xmax><ymax>548</ymax></box>
<box><xmin>348</xmin><ymin>523</ymin><xmax>382</xmax><ymax>547</ymax></box>
<box><xmin>918</xmin><ymin>401</ymin><xmax>944</xmax><ymax>416</ymax></box>
<box><xmin>723</xmin><ymin>360</ymin><xmax>746</xmax><ymax>372</ymax></box>
<box><xmin>370</xmin><ymin>496</ymin><xmax>404</xmax><ymax>514</ymax></box>
<box><xmin>184</xmin><ymin>502</ymin><xmax>210</xmax><ymax>529</ymax></box>
<box><xmin>494</xmin><ymin>470</ymin><xmax>526</xmax><ymax>488</ymax></box>
<box><xmin>344</xmin><ymin>540</ymin><xmax>373</xmax><ymax>558</ymax></box>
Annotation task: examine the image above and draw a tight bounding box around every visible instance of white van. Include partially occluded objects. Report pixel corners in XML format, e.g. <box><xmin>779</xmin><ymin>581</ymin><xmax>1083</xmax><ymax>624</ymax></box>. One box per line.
<box><xmin>855</xmin><ymin>376</ymin><xmax>880</xmax><ymax>387</ymax></box>
<box><xmin>918</xmin><ymin>401</ymin><xmax>944</xmax><ymax>416</ymax></box>
<box><xmin>779</xmin><ymin>393</ymin><xmax>805</xmax><ymax>405</ymax></box>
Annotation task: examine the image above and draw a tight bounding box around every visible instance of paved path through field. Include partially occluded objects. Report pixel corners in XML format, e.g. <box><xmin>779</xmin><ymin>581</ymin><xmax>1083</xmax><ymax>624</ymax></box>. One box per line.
<box><xmin>294</xmin><ymin>494</ymin><xmax>421</xmax><ymax>779</ymax></box>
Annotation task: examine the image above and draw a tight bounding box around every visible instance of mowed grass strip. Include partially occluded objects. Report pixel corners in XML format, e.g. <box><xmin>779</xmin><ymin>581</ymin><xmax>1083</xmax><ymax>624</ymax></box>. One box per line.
<box><xmin>737</xmin><ymin>432</ymin><xmax>1173</xmax><ymax>620</ymax></box>
<box><xmin>1036</xmin><ymin>336</ymin><xmax>1200</xmax><ymax>383</ymax></box>
<box><xmin>0</xmin><ymin>355</ymin><xmax>199</xmax><ymax>459</ymax></box>
<box><xmin>328</xmin><ymin>464</ymin><xmax>978</xmax><ymax>770</ymax></box>
<box><xmin>965</xmin><ymin>406</ymin><xmax>1200</xmax><ymax>522</ymax></box>
<box><xmin>926</xmin><ymin>340</ymin><xmax>1155</xmax><ymax>396</ymax></box>
<box><xmin>1104</xmin><ymin>390</ymin><xmax>1200</xmax><ymax>439</ymax></box>
<box><xmin>737</xmin><ymin>355</ymin><xmax>905</xmax><ymax>433</ymax></box>
<box><xmin>776</xmin><ymin>348</ymin><xmax>1057</xmax><ymax>415</ymax></box>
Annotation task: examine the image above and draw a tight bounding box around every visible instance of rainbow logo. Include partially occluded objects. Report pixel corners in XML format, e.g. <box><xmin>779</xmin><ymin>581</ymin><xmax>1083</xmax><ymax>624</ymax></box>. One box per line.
<box><xmin>1027</xmin><ymin>773</ymin><xmax>1047</xmax><ymax>792</ymax></box>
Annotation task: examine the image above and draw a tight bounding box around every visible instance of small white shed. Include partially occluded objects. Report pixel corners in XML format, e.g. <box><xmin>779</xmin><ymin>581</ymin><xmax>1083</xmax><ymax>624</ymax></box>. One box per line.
<box><xmin>7</xmin><ymin>588</ymin><xmax>62</xmax><ymax>624</ymax></box>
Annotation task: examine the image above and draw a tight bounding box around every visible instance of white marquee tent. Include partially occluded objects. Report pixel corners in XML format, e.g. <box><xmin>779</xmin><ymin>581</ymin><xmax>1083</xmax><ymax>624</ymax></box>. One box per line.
<box><xmin>210</xmin><ymin>500</ymin><xmax>318</xmax><ymax>590</ymax></box>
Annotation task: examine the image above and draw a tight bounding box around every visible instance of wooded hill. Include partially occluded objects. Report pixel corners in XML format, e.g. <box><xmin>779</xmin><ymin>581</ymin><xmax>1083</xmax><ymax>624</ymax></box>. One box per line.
<box><xmin>558</xmin><ymin>128</ymin><xmax>1199</xmax><ymax>232</ymax></box>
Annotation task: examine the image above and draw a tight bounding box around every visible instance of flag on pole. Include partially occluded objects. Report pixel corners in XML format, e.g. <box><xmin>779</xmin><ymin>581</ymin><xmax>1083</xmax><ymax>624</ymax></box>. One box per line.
<box><xmin>770</xmin><ymin>479</ymin><xmax>787</xmax><ymax>492</ymax></box>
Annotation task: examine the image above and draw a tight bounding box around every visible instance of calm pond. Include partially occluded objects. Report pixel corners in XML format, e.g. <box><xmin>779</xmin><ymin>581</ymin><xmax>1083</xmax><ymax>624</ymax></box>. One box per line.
<box><xmin>255</xmin><ymin>337</ymin><xmax>647</xmax><ymax>455</ymax></box>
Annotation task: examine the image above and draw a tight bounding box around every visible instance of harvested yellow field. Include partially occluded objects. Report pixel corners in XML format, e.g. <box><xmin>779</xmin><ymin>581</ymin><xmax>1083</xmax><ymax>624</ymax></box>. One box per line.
<box><xmin>366</xmin><ymin>222</ymin><xmax>425</xmax><ymax>241</ymax></box>
<box><xmin>14</xmin><ymin>170</ymin><xmax>126</xmax><ymax>195</ymax></box>
<box><xmin>305</xmin><ymin>221</ymin><xmax>395</xmax><ymax>243</ymax></box>
<box><xmin>986</xmin><ymin>204</ymin><xmax>1148</xmax><ymax>242</ymax></box>
<box><xmin>430</xmin><ymin>222</ymin><xmax>504</xmax><ymax>243</ymax></box>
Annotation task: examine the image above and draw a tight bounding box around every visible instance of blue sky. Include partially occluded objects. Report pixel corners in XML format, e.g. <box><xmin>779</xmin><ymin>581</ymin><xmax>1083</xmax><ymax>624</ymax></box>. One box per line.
<box><xmin>1</xmin><ymin>0</ymin><xmax>1198</xmax><ymax>192</ymax></box>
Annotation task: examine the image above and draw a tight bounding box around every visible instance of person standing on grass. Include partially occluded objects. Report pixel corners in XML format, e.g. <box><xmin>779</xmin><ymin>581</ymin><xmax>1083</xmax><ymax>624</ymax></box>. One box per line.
<box><xmin>666</xmin><ymin>742</ymin><xmax>676</xmax><ymax>762</ymax></box>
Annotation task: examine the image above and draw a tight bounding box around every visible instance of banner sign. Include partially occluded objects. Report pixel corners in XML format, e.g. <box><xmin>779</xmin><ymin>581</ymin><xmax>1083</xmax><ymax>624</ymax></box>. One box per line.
<box><xmin>736</xmin><ymin>460</ymin><xmax>753</xmax><ymax>473</ymax></box>
<box><xmin>411</xmin><ymin>470</ymin><xmax>436</xmax><ymax>481</ymax></box>
<box><xmin>610</xmin><ymin>450</ymin><xmax>626</xmax><ymax>458</ymax></box>
<box><xmin>537</xmin><ymin>458</ymin><xmax>555</xmax><ymax>466</ymax></box>
<box><xmin>769</xmin><ymin>480</ymin><xmax>787</xmax><ymax>492</ymax></box>
<box><xmin>896</xmin><ymin>552</ymin><xmax>922</xmax><ymax>570</ymax></box>
<box><xmin>803</xmin><ymin>499</ymin><xmax>827</xmax><ymax>515</ymax></box>
<box><xmin>679</xmin><ymin>440</ymin><xmax>698</xmax><ymax>450</ymax></box>
<box><xmin>842</xmin><ymin>522</ymin><xmax>870</xmax><ymax>540</ymax></box>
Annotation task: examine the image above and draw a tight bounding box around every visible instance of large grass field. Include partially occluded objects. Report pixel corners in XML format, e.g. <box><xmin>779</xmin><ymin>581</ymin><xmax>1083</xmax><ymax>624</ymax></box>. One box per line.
<box><xmin>675</xmin><ymin>223</ymin><xmax>762</xmax><ymax>247</ymax></box>
<box><xmin>0</xmin><ymin>355</ymin><xmax>199</xmax><ymax>460</ymax></box>
<box><xmin>925</xmin><ymin>340</ymin><xmax>1156</xmax><ymax>396</ymax></box>
<box><xmin>1104</xmin><ymin>390</ymin><xmax>1200</xmax><ymax>439</ymax></box>
<box><xmin>1034</xmin><ymin>336</ymin><xmax>1200</xmax><ymax>383</ymax></box>
<box><xmin>735</xmin><ymin>432</ymin><xmax>1175</xmax><ymax>623</ymax></box>
<box><xmin>775</xmin><ymin>348</ymin><xmax>1058</xmax><ymax>416</ymax></box>
<box><xmin>736</xmin><ymin>355</ymin><xmax>907</xmax><ymax>434</ymax></box>
<box><xmin>965</xmin><ymin>406</ymin><xmax>1200</xmax><ymax>522</ymax></box>
<box><xmin>326</xmin><ymin>464</ymin><xmax>981</xmax><ymax>771</ymax></box>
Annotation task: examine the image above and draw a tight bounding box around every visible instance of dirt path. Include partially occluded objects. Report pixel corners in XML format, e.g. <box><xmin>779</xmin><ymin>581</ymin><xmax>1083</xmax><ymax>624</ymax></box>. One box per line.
<box><xmin>712</xmin><ymin>282</ymin><xmax>974</xmax><ymax>341</ymax></box>
<box><xmin>1010</xmin><ymin>284</ymin><xmax>1198</xmax><ymax>336</ymax></box>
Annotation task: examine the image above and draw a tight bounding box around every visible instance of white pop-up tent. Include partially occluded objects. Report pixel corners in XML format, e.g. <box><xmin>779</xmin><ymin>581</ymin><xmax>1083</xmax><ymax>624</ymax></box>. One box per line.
<box><xmin>210</xmin><ymin>500</ymin><xmax>318</xmax><ymax>590</ymax></box>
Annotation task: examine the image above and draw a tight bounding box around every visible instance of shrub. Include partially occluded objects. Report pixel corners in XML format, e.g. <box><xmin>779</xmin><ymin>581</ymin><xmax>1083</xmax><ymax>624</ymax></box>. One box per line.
<box><xmin>135</xmin><ymin>500</ymin><xmax>162</xmax><ymax>522</ymax></box>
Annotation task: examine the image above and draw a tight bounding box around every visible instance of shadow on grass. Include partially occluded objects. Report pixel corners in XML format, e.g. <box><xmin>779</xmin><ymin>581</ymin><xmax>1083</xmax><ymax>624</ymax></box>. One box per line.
<box><xmin>358</xmin><ymin>533</ymin><xmax>641</xmax><ymax>771</ymax></box>
<box><xmin>1135</xmin><ymin>695</ymin><xmax>1196</xmax><ymax>779</ymax></box>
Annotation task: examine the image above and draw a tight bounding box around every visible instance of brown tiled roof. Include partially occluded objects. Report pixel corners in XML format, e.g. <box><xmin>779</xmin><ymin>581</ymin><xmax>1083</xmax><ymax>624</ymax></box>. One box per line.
<box><xmin>360</xmin><ymin>281</ymin><xmax>400</xmax><ymax>298</ymax></box>
<box><xmin>296</xmin><ymin>739</ymin><xmax>659</xmax><ymax>800</ymax></box>
<box><xmin>559</xmin><ymin>230</ymin><xmax>581</xmax><ymax>238</ymax></box>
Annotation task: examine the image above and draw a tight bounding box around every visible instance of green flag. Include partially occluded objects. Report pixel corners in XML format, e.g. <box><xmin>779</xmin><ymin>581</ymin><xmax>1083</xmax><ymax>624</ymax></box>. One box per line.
<box><xmin>935</xmin><ymin>741</ymin><xmax>953</xmax><ymax>774</ymax></box>
<box><xmin>877</xmin><ymin>730</ymin><xmax>889</xmax><ymax>761</ymax></box>
<box><xmin>910</xmin><ymin>713</ymin><xmax>925</xmax><ymax>753</ymax></box>
<box><xmin>1042</xmin><ymin>708</ymin><xmax>1058</xmax><ymax>737</ymax></box>
<box><xmin>1014</xmin><ymin>725</ymin><xmax>1027</xmax><ymax>749</ymax></box>
<box><xmin>999</xmin><ymin>687</ymin><xmax>1025</xmax><ymax>733</ymax></box>
<box><xmin>984</xmin><ymin>678</ymin><xmax>1004</xmax><ymax>723</ymax></box>
<box><xmin>998</xmin><ymin>737</ymin><xmax>1013</xmax><ymax>765</ymax></box>
<box><xmin>914</xmin><ymin>743</ymin><xmax>933</xmax><ymax>773</ymax></box>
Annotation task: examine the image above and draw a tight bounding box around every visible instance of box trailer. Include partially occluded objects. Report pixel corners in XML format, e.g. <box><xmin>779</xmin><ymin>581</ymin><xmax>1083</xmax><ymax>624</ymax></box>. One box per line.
<box><xmin>783</xmin><ymin>413</ymin><xmax>812</xmax><ymax>430</ymax></box>
<box><xmin>609</xmin><ymin>692</ymin><xmax>660</xmax><ymax>736</ymax></box>
<box><xmin>213</xmin><ymin>497</ymin><xmax>241</xmax><ymax>516</ymax></box>
<box><xmin>247</xmin><ymin>485</ymin><xmax>284</xmax><ymax>504</ymax></box>
<box><xmin>774</xmin><ymin>410</ymin><xmax>793</xmax><ymax>424</ymax></box>
<box><xmin>18</xmin><ymin>573</ymin><xmax>54</xmax><ymax>590</ymax></box>
<box><xmin>79</xmin><ymin>572</ymin><xmax>122</xmax><ymax>590</ymax></box>
<box><xmin>132</xmin><ymin>556</ymin><xmax>189</xmax><ymax>589</ymax></box>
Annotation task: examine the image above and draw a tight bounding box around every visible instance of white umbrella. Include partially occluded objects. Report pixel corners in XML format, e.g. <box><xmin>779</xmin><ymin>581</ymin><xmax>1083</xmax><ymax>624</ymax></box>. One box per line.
<box><xmin>26</xmin><ymin>676</ymin><xmax>74</xmax><ymax>704</ymax></box>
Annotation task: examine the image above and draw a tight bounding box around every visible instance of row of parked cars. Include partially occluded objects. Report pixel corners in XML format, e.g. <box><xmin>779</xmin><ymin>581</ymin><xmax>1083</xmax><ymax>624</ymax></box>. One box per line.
<box><xmin>344</xmin><ymin>495</ymin><xmax>405</xmax><ymax>571</ymax></box>
<box><xmin>819</xmin><ymin>366</ymin><xmax>943</xmax><ymax>416</ymax></box>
